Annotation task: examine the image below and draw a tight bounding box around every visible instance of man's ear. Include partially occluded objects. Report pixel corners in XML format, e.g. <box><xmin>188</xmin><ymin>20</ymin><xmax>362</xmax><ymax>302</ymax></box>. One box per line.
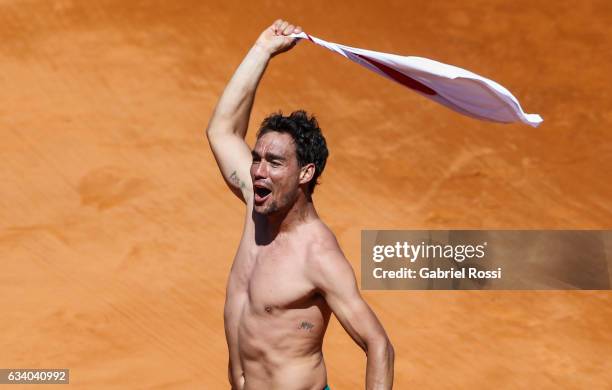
<box><xmin>299</xmin><ymin>163</ymin><xmax>316</xmax><ymax>186</ymax></box>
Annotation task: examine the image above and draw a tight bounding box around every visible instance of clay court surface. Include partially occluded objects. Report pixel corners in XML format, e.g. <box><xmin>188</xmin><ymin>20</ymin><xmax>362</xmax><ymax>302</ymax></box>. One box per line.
<box><xmin>1</xmin><ymin>0</ymin><xmax>611</xmax><ymax>388</ymax></box>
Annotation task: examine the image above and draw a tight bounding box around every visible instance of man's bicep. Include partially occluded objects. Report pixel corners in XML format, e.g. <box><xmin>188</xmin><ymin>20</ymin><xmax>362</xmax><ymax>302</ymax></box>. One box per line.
<box><xmin>207</xmin><ymin>132</ymin><xmax>253</xmax><ymax>203</ymax></box>
<box><xmin>314</xmin><ymin>252</ymin><xmax>386</xmax><ymax>351</ymax></box>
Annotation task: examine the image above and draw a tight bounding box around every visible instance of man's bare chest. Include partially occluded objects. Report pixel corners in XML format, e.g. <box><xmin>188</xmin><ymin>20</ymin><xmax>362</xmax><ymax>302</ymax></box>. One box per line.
<box><xmin>244</xmin><ymin>247</ymin><xmax>317</xmax><ymax>313</ymax></box>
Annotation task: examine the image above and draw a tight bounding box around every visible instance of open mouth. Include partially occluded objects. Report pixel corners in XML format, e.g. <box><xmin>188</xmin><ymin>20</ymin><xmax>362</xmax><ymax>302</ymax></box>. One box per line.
<box><xmin>254</xmin><ymin>185</ymin><xmax>272</xmax><ymax>203</ymax></box>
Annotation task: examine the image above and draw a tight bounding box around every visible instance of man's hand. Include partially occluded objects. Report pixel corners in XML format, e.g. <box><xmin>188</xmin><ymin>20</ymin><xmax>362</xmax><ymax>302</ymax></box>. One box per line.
<box><xmin>255</xmin><ymin>19</ymin><xmax>302</xmax><ymax>57</ymax></box>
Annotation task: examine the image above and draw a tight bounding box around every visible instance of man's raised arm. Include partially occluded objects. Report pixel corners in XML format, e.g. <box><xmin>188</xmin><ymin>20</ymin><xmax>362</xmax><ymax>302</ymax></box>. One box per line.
<box><xmin>206</xmin><ymin>19</ymin><xmax>302</xmax><ymax>203</ymax></box>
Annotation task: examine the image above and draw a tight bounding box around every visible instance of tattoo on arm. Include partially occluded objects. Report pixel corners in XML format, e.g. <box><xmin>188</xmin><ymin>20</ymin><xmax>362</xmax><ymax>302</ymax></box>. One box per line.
<box><xmin>229</xmin><ymin>170</ymin><xmax>248</xmax><ymax>191</ymax></box>
<box><xmin>298</xmin><ymin>321</ymin><xmax>315</xmax><ymax>332</ymax></box>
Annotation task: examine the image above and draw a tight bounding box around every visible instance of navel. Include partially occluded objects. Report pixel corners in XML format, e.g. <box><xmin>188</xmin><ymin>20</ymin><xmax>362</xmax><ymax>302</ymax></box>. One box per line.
<box><xmin>264</xmin><ymin>305</ymin><xmax>272</xmax><ymax>313</ymax></box>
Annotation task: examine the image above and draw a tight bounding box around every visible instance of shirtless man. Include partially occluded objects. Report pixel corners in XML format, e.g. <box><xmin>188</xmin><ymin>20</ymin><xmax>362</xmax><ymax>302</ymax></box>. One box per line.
<box><xmin>206</xmin><ymin>19</ymin><xmax>394</xmax><ymax>390</ymax></box>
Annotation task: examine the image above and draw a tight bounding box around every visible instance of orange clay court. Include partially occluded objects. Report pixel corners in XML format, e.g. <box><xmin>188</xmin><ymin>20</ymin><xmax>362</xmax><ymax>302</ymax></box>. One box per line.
<box><xmin>1</xmin><ymin>1</ymin><xmax>611</xmax><ymax>388</ymax></box>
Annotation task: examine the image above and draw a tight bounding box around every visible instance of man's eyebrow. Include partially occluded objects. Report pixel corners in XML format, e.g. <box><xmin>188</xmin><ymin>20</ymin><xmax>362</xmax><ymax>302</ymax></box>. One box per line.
<box><xmin>251</xmin><ymin>150</ymin><xmax>285</xmax><ymax>161</ymax></box>
<box><xmin>265</xmin><ymin>152</ymin><xmax>285</xmax><ymax>161</ymax></box>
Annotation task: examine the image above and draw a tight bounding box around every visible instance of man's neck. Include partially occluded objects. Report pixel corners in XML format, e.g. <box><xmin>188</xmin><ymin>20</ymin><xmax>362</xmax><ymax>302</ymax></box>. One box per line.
<box><xmin>255</xmin><ymin>195</ymin><xmax>318</xmax><ymax>244</ymax></box>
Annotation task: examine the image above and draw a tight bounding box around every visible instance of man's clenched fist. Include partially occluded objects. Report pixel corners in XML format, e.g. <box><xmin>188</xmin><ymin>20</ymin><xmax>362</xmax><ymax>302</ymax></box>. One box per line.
<box><xmin>255</xmin><ymin>19</ymin><xmax>302</xmax><ymax>57</ymax></box>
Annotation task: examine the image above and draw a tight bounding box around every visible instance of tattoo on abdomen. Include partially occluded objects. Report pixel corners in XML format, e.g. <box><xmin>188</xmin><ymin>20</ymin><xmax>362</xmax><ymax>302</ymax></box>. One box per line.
<box><xmin>298</xmin><ymin>321</ymin><xmax>314</xmax><ymax>332</ymax></box>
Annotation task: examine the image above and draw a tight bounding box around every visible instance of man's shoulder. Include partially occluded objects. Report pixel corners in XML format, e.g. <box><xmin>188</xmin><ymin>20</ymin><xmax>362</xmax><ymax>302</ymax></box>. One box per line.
<box><xmin>300</xmin><ymin>220</ymin><xmax>356</xmax><ymax>290</ymax></box>
<box><xmin>301</xmin><ymin>220</ymin><xmax>350</xmax><ymax>271</ymax></box>
<box><xmin>303</xmin><ymin>220</ymin><xmax>341</xmax><ymax>254</ymax></box>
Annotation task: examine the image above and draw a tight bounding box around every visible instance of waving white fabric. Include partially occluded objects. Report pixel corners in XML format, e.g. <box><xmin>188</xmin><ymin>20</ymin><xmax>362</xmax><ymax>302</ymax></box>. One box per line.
<box><xmin>290</xmin><ymin>32</ymin><xmax>542</xmax><ymax>127</ymax></box>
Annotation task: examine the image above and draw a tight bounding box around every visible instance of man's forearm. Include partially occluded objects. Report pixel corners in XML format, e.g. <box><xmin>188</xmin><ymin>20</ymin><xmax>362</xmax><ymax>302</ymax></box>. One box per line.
<box><xmin>207</xmin><ymin>43</ymin><xmax>271</xmax><ymax>138</ymax></box>
<box><xmin>228</xmin><ymin>360</ymin><xmax>244</xmax><ymax>390</ymax></box>
<box><xmin>366</xmin><ymin>339</ymin><xmax>395</xmax><ymax>389</ymax></box>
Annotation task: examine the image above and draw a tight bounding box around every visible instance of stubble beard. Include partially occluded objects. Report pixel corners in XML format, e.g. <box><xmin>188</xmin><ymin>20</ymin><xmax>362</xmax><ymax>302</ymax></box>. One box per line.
<box><xmin>255</xmin><ymin>189</ymin><xmax>297</xmax><ymax>217</ymax></box>
<box><xmin>256</xmin><ymin>199</ymin><xmax>279</xmax><ymax>216</ymax></box>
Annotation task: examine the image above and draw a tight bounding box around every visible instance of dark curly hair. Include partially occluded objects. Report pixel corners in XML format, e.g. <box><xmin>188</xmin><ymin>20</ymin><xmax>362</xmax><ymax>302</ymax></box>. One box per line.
<box><xmin>257</xmin><ymin>110</ymin><xmax>329</xmax><ymax>195</ymax></box>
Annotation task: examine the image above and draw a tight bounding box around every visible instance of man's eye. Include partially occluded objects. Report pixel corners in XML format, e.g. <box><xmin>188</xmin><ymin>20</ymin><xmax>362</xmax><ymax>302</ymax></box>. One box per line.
<box><xmin>270</xmin><ymin>161</ymin><xmax>280</xmax><ymax>167</ymax></box>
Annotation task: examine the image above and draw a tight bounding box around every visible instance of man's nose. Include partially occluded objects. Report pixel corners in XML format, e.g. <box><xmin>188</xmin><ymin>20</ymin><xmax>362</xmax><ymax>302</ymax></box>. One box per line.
<box><xmin>253</xmin><ymin>161</ymin><xmax>268</xmax><ymax>178</ymax></box>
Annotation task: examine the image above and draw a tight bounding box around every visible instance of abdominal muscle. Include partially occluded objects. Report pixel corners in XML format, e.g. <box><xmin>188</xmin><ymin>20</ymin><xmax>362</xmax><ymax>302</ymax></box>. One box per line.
<box><xmin>237</xmin><ymin>298</ymin><xmax>329</xmax><ymax>390</ymax></box>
